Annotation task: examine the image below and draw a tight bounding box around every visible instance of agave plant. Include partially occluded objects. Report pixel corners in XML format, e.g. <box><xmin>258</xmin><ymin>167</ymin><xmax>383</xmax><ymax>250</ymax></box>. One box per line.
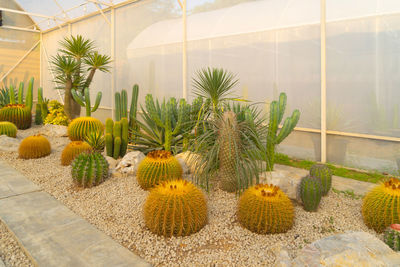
<box><xmin>0</xmin><ymin>86</ymin><xmax>17</xmax><ymax>108</ymax></box>
<box><xmin>84</xmin><ymin>131</ymin><xmax>105</xmax><ymax>152</ymax></box>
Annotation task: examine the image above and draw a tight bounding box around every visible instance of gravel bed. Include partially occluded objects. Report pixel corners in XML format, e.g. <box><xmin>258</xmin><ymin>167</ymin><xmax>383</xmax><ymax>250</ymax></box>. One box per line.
<box><xmin>0</xmin><ymin>126</ymin><xmax>380</xmax><ymax>266</ymax></box>
<box><xmin>0</xmin><ymin>220</ymin><xmax>34</xmax><ymax>267</ymax></box>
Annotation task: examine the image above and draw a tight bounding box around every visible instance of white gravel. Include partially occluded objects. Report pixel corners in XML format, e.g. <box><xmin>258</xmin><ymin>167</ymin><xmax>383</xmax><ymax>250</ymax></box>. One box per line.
<box><xmin>0</xmin><ymin>126</ymin><xmax>381</xmax><ymax>266</ymax></box>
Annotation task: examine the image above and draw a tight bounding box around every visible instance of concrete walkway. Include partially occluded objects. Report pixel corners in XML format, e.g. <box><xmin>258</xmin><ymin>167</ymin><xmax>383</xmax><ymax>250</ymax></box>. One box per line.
<box><xmin>0</xmin><ymin>161</ymin><xmax>150</xmax><ymax>267</ymax></box>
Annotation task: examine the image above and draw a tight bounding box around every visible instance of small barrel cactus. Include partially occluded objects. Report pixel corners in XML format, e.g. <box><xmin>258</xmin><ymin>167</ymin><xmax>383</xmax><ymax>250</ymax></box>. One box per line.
<box><xmin>384</xmin><ymin>224</ymin><xmax>400</xmax><ymax>251</ymax></box>
<box><xmin>362</xmin><ymin>178</ymin><xmax>400</xmax><ymax>232</ymax></box>
<box><xmin>0</xmin><ymin>121</ymin><xmax>17</xmax><ymax>138</ymax></box>
<box><xmin>137</xmin><ymin>150</ymin><xmax>183</xmax><ymax>190</ymax></box>
<box><xmin>18</xmin><ymin>135</ymin><xmax>51</xmax><ymax>159</ymax></box>
<box><xmin>144</xmin><ymin>180</ymin><xmax>208</xmax><ymax>237</ymax></box>
<box><xmin>310</xmin><ymin>164</ymin><xmax>332</xmax><ymax>195</ymax></box>
<box><xmin>68</xmin><ymin>117</ymin><xmax>104</xmax><ymax>141</ymax></box>
<box><xmin>0</xmin><ymin>104</ymin><xmax>32</xmax><ymax>129</ymax></box>
<box><xmin>238</xmin><ymin>184</ymin><xmax>294</xmax><ymax>234</ymax></box>
<box><xmin>61</xmin><ymin>141</ymin><xmax>92</xmax><ymax>166</ymax></box>
<box><xmin>71</xmin><ymin>152</ymin><xmax>109</xmax><ymax>188</ymax></box>
<box><xmin>299</xmin><ymin>175</ymin><xmax>323</xmax><ymax>211</ymax></box>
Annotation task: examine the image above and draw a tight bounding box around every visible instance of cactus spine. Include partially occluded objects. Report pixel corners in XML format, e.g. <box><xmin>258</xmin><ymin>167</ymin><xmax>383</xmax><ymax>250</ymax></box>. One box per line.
<box><xmin>71</xmin><ymin>152</ymin><xmax>109</xmax><ymax>188</ymax></box>
<box><xmin>299</xmin><ymin>176</ymin><xmax>322</xmax><ymax>211</ymax></box>
<box><xmin>238</xmin><ymin>184</ymin><xmax>294</xmax><ymax>234</ymax></box>
<box><xmin>0</xmin><ymin>121</ymin><xmax>17</xmax><ymax>138</ymax></box>
<box><xmin>310</xmin><ymin>164</ymin><xmax>332</xmax><ymax>195</ymax></box>
<box><xmin>266</xmin><ymin>92</ymin><xmax>300</xmax><ymax>171</ymax></box>
<box><xmin>18</xmin><ymin>135</ymin><xmax>51</xmax><ymax>159</ymax></box>
<box><xmin>71</xmin><ymin>87</ymin><xmax>101</xmax><ymax>117</ymax></box>
<box><xmin>143</xmin><ymin>180</ymin><xmax>207</xmax><ymax>237</ymax></box>
<box><xmin>384</xmin><ymin>224</ymin><xmax>400</xmax><ymax>251</ymax></box>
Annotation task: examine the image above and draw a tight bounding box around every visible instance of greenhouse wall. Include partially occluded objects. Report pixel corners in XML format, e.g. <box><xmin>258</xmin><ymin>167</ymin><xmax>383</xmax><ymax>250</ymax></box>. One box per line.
<box><xmin>39</xmin><ymin>0</ymin><xmax>400</xmax><ymax>174</ymax></box>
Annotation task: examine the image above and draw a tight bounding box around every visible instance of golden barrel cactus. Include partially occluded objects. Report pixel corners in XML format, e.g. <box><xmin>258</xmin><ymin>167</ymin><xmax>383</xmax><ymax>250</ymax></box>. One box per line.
<box><xmin>238</xmin><ymin>184</ymin><xmax>294</xmax><ymax>234</ymax></box>
<box><xmin>61</xmin><ymin>141</ymin><xmax>92</xmax><ymax>166</ymax></box>
<box><xmin>0</xmin><ymin>104</ymin><xmax>32</xmax><ymax>129</ymax></box>
<box><xmin>137</xmin><ymin>150</ymin><xmax>183</xmax><ymax>190</ymax></box>
<box><xmin>362</xmin><ymin>178</ymin><xmax>400</xmax><ymax>232</ymax></box>
<box><xmin>0</xmin><ymin>121</ymin><xmax>17</xmax><ymax>138</ymax></box>
<box><xmin>144</xmin><ymin>180</ymin><xmax>208</xmax><ymax>237</ymax></box>
<box><xmin>18</xmin><ymin>135</ymin><xmax>51</xmax><ymax>159</ymax></box>
<box><xmin>68</xmin><ymin>117</ymin><xmax>103</xmax><ymax>141</ymax></box>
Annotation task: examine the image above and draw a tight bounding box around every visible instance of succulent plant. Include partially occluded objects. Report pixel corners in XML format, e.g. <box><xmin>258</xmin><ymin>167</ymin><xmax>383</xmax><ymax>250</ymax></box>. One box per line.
<box><xmin>137</xmin><ymin>150</ymin><xmax>183</xmax><ymax>190</ymax></box>
<box><xmin>238</xmin><ymin>184</ymin><xmax>294</xmax><ymax>234</ymax></box>
<box><xmin>71</xmin><ymin>87</ymin><xmax>102</xmax><ymax>117</ymax></box>
<box><xmin>362</xmin><ymin>178</ymin><xmax>400</xmax><ymax>232</ymax></box>
<box><xmin>0</xmin><ymin>104</ymin><xmax>32</xmax><ymax>129</ymax></box>
<box><xmin>0</xmin><ymin>121</ymin><xmax>17</xmax><ymax>138</ymax></box>
<box><xmin>61</xmin><ymin>141</ymin><xmax>92</xmax><ymax>166</ymax></box>
<box><xmin>84</xmin><ymin>131</ymin><xmax>105</xmax><ymax>152</ymax></box>
<box><xmin>68</xmin><ymin>117</ymin><xmax>103</xmax><ymax>141</ymax></box>
<box><xmin>299</xmin><ymin>175</ymin><xmax>322</xmax><ymax>211</ymax></box>
<box><xmin>18</xmin><ymin>135</ymin><xmax>51</xmax><ymax>159</ymax></box>
<box><xmin>71</xmin><ymin>152</ymin><xmax>109</xmax><ymax>188</ymax></box>
<box><xmin>143</xmin><ymin>179</ymin><xmax>207</xmax><ymax>237</ymax></box>
<box><xmin>105</xmin><ymin>118</ymin><xmax>128</xmax><ymax>159</ymax></box>
<box><xmin>384</xmin><ymin>224</ymin><xmax>400</xmax><ymax>251</ymax></box>
<box><xmin>309</xmin><ymin>164</ymin><xmax>332</xmax><ymax>195</ymax></box>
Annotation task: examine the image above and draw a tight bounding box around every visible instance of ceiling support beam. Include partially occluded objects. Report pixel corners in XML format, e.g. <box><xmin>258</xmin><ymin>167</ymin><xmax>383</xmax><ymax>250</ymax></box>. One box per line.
<box><xmin>1</xmin><ymin>25</ymin><xmax>40</xmax><ymax>33</ymax></box>
<box><xmin>0</xmin><ymin>6</ymin><xmax>67</xmax><ymax>22</ymax></box>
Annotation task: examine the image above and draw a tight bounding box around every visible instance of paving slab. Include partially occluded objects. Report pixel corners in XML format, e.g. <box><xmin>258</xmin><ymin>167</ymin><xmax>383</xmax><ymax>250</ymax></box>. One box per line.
<box><xmin>0</xmin><ymin>258</ymin><xmax>5</xmax><ymax>267</ymax></box>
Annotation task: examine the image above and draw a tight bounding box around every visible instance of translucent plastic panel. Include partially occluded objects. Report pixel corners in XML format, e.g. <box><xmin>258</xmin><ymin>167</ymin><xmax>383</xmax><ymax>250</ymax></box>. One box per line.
<box><xmin>1</xmin><ymin>0</ymin><xmax>36</xmax><ymax>28</ymax></box>
<box><xmin>278</xmin><ymin>131</ymin><xmax>320</xmax><ymax>161</ymax></box>
<box><xmin>187</xmin><ymin>0</ymin><xmax>321</xmax><ymax>129</ymax></box>
<box><xmin>115</xmin><ymin>0</ymin><xmax>183</xmax><ymax>107</ymax></box>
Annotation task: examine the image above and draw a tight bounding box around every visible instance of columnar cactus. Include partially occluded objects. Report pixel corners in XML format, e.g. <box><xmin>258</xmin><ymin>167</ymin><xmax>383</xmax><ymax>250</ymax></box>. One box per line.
<box><xmin>0</xmin><ymin>104</ymin><xmax>32</xmax><ymax>129</ymax></box>
<box><xmin>0</xmin><ymin>121</ymin><xmax>17</xmax><ymax>138</ymax></box>
<box><xmin>137</xmin><ymin>150</ymin><xmax>183</xmax><ymax>190</ymax></box>
<box><xmin>266</xmin><ymin>92</ymin><xmax>300</xmax><ymax>171</ymax></box>
<box><xmin>238</xmin><ymin>184</ymin><xmax>294</xmax><ymax>234</ymax></box>
<box><xmin>18</xmin><ymin>135</ymin><xmax>51</xmax><ymax>159</ymax></box>
<box><xmin>71</xmin><ymin>152</ymin><xmax>109</xmax><ymax>188</ymax></box>
<box><xmin>71</xmin><ymin>87</ymin><xmax>102</xmax><ymax>117</ymax></box>
<box><xmin>61</xmin><ymin>141</ymin><xmax>92</xmax><ymax>166</ymax></box>
<box><xmin>105</xmin><ymin>118</ymin><xmax>114</xmax><ymax>157</ymax></box>
<box><xmin>384</xmin><ymin>224</ymin><xmax>400</xmax><ymax>251</ymax></box>
<box><xmin>362</xmin><ymin>178</ymin><xmax>400</xmax><ymax>232</ymax></box>
<box><xmin>143</xmin><ymin>180</ymin><xmax>208</xmax><ymax>237</ymax></box>
<box><xmin>104</xmin><ymin>118</ymin><xmax>128</xmax><ymax>159</ymax></box>
<box><xmin>310</xmin><ymin>164</ymin><xmax>332</xmax><ymax>195</ymax></box>
<box><xmin>68</xmin><ymin>117</ymin><xmax>104</xmax><ymax>141</ymax></box>
<box><xmin>299</xmin><ymin>175</ymin><xmax>323</xmax><ymax>211</ymax></box>
<box><xmin>35</xmin><ymin>87</ymin><xmax>44</xmax><ymax>125</ymax></box>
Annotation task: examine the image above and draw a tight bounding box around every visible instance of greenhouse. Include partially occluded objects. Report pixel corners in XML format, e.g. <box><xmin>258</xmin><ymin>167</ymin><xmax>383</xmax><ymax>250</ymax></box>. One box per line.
<box><xmin>1</xmin><ymin>0</ymin><xmax>400</xmax><ymax>266</ymax></box>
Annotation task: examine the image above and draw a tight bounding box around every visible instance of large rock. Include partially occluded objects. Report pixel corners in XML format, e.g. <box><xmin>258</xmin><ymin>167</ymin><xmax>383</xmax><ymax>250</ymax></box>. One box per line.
<box><xmin>0</xmin><ymin>135</ymin><xmax>21</xmax><ymax>152</ymax></box>
<box><xmin>40</xmin><ymin>124</ymin><xmax>68</xmax><ymax>138</ymax></box>
<box><xmin>175</xmin><ymin>151</ymin><xmax>201</xmax><ymax>174</ymax></box>
<box><xmin>115</xmin><ymin>151</ymin><xmax>145</xmax><ymax>176</ymax></box>
<box><xmin>292</xmin><ymin>231</ymin><xmax>400</xmax><ymax>267</ymax></box>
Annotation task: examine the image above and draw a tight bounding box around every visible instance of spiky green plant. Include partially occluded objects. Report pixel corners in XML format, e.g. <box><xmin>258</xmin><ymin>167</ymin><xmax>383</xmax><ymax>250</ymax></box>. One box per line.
<box><xmin>143</xmin><ymin>179</ymin><xmax>207</xmax><ymax>237</ymax></box>
<box><xmin>82</xmin><ymin>51</ymin><xmax>111</xmax><ymax>89</ymax></box>
<box><xmin>0</xmin><ymin>86</ymin><xmax>16</xmax><ymax>108</ymax></box>
<box><xmin>68</xmin><ymin>117</ymin><xmax>103</xmax><ymax>141</ymax></box>
<box><xmin>238</xmin><ymin>184</ymin><xmax>294</xmax><ymax>234</ymax></box>
<box><xmin>18</xmin><ymin>135</ymin><xmax>51</xmax><ymax>159</ymax></box>
<box><xmin>384</xmin><ymin>224</ymin><xmax>400</xmax><ymax>251</ymax></box>
<box><xmin>84</xmin><ymin>131</ymin><xmax>105</xmax><ymax>152</ymax></box>
<box><xmin>71</xmin><ymin>152</ymin><xmax>109</xmax><ymax>188</ymax></box>
<box><xmin>71</xmin><ymin>87</ymin><xmax>102</xmax><ymax>117</ymax></box>
<box><xmin>61</xmin><ymin>141</ymin><xmax>92</xmax><ymax>166</ymax></box>
<box><xmin>0</xmin><ymin>104</ymin><xmax>32</xmax><ymax>129</ymax></box>
<box><xmin>0</xmin><ymin>121</ymin><xmax>17</xmax><ymax>138</ymax></box>
<box><xmin>299</xmin><ymin>175</ymin><xmax>323</xmax><ymax>211</ymax></box>
<box><xmin>310</xmin><ymin>164</ymin><xmax>332</xmax><ymax>195</ymax></box>
<box><xmin>362</xmin><ymin>178</ymin><xmax>400</xmax><ymax>232</ymax></box>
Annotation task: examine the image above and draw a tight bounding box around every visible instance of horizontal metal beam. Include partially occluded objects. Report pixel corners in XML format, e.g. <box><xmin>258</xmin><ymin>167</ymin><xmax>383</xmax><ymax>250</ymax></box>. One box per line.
<box><xmin>0</xmin><ymin>6</ymin><xmax>67</xmax><ymax>21</ymax></box>
<box><xmin>1</xmin><ymin>25</ymin><xmax>40</xmax><ymax>33</ymax></box>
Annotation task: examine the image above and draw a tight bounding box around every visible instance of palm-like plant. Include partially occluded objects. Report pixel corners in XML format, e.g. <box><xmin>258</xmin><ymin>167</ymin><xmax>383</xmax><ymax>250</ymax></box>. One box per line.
<box><xmin>83</xmin><ymin>52</ymin><xmax>111</xmax><ymax>89</ymax></box>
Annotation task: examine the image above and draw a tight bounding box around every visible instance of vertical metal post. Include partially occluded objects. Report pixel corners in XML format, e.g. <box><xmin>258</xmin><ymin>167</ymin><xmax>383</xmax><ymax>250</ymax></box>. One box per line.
<box><xmin>182</xmin><ymin>0</ymin><xmax>188</xmax><ymax>100</ymax></box>
<box><xmin>111</xmin><ymin>7</ymin><xmax>115</xmax><ymax>119</ymax></box>
<box><xmin>320</xmin><ymin>0</ymin><xmax>327</xmax><ymax>163</ymax></box>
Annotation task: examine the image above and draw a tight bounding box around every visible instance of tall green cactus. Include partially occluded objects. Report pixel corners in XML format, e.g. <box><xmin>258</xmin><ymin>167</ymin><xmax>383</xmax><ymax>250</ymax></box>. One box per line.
<box><xmin>299</xmin><ymin>175</ymin><xmax>323</xmax><ymax>211</ymax></box>
<box><xmin>129</xmin><ymin>84</ymin><xmax>139</xmax><ymax>128</ymax></box>
<box><xmin>9</xmin><ymin>84</ymin><xmax>15</xmax><ymax>104</ymax></box>
<box><xmin>71</xmin><ymin>87</ymin><xmax>102</xmax><ymax>117</ymax></box>
<box><xmin>266</xmin><ymin>92</ymin><xmax>300</xmax><ymax>171</ymax></box>
<box><xmin>105</xmin><ymin>118</ymin><xmax>114</xmax><ymax>157</ymax></box>
<box><xmin>115</xmin><ymin>92</ymin><xmax>121</xmax><ymax>121</ymax></box>
<box><xmin>105</xmin><ymin>118</ymin><xmax>128</xmax><ymax>159</ymax></box>
<box><xmin>18</xmin><ymin>82</ymin><xmax>24</xmax><ymax>104</ymax></box>
<box><xmin>35</xmin><ymin>87</ymin><xmax>44</xmax><ymax>125</ymax></box>
<box><xmin>114</xmin><ymin>85</ymin><xmax>140</xmax><ymax>129</ymax></box>
<box><xmin>26</xmin><ymin>77</ymin><xmax>33</xmax><ymax>111</ymax></box>
<box><xmin>121</xmin><ymin>90</ymin><xmax>128</xmax><ymax>118</ymax></box>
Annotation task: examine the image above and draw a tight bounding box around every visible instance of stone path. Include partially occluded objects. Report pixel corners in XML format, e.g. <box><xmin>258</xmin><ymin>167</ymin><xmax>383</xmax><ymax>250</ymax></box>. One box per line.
<box><xmin>0</xmin><ymin>161</ymin><xmax>150</xmax><ymax>267</ymax></box>
<box><xmin>0</xmin><ymin>258</ymin><xmax>5</xmax><ymax>267</ymax></box>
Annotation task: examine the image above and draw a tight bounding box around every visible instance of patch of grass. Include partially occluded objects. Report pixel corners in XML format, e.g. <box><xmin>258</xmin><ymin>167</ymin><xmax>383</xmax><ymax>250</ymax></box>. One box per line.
<box><xmin>332</xmin><ymin>188</ymin><xmax>363</xmax><ymax>200</ymax></box>
<box><xmin>275</xmin><ymin>153</ymin><xmax>388</xmax><ymax>184</ymax></box>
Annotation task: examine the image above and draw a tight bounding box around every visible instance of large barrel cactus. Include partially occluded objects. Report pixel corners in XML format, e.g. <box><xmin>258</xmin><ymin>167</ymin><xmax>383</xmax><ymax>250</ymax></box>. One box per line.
<box><xmin>137</xmin><ymin>150</ymin><xmax>183</xmax><ymax>190</ymax></box>
<box><xmin>384</xmin><ymin>224</ymin><xmax>400</xmax><ymax>251</ymax></box>
<box><xmin>143</xmin><ymin>180</ymin><xmax>207</xmax><ymax>237</ymax></box>
<box><xmin>18</xmin><ymin>135</ymin><xmax>51</xmax><ymax>159</ymax></box>
<box><xmin>0</xmin><ymin>121</ymin><xmax>17</xmax><ymax>137</ymax></box>
<box><xmin>362</xmin><ymin>178</ymin><xmax>400</xmax><ymax>232</ymax></box>
<box><xmin>61</xmin><ymin>141</ymin><xmax>92</xmax><ymax>166</ymax></box>
<box><xmin>299</xmin><ymin>175</ymin><xmax>322</xmax><ymax>211</ymax></box>
<box><xmin>71</xmin><ymin>152</ymin><xmax>109</xmax><ymax>188</ymax></box>
<box><xmin>0</xmin><ymin>104</ymin><xmax>32</xmax><ymax>129</ymax></box>
<box><xmin>310</xmin><ymin>164</ymin><xmax>332</xmax><ymax>195</ymax></box>
<box><xmin>68</xmin><ymin>117</ymin><xmax>104</xmax><ymax>141</ymax></box>
<box><xmin>238</xmin><ymin>184</ymin><xmax>294</xmax><ymax>234</ymax></box>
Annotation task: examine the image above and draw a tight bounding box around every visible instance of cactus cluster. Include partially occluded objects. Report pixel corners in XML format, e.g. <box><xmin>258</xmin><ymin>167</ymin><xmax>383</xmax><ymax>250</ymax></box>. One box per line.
<box><xmin>143</xmin><ymin>179</ymin><xmax>208</xmax><ymax>237</ymax></box>
<box><xmin>384</xmin><ymin>224</ymin><xmax>400</xmax><ymax>251</ymax></box>
<box><xmin>362</xmin><ymin>178</ymin><xmax>400</xmax><ymax>232</ymax></box>
<box><xmin>114</xmin><ymin>85</ymin><xmax>139</xmax><ymax>130</ymax></box>
<box><xmin>299</xmin><ymin>175</ymin><xmax>322</xmax><ymax>211</ymax></box>
<box><xmin>61</xmin><ymin>141</ymin><xmax>92</xmax><ymax>166</ymax></box>
<box><xmin>238</xmin><ymin>184</ymin><xmax>294</xmax><ymax>234</ymax></box>
<box><xmin>34</xmin><ymin>87</ymin><xmax>48</xmax><ymax>125</ymax></box>
<box><xmin>71</xmin><ymin>87</ymin><xmax>102</xmax><ymax>117</ymax></box>
<box><xmin>105</xmin><ymin>118</ymin><xmax>128</xmax><ymax>159</ymax></box>
<box><xmin>137</xmin><ymin>150</ymin><xmax>183</xmax><ymax>190</ymax></box>
<box><xmin>18</xmin><ymin>135</ymin><xmax>51</xmax><ymax>159</ymax></box>
<box><xmin>310</xmin><ymin>164</ymin><xmax>332</xmax><ymax>195</ymax></box>
<box><xmin>266</xmin><ymin>92</ymin><xmax>300</xmax><ymax>171</ymax></box>
<box><xmin>68</xmin><ymin>117</ymin><xmax>104</xmax><ymax>141</ymax></box>
<box><xmin>71</xmin><ymin>152</ymin><xmax>109</xmax><ymax>188</ymax></box>
<box><xmin>0</xmin><ymin>121</ymin><xmax>17</xmax><ymax>138</ymax></box>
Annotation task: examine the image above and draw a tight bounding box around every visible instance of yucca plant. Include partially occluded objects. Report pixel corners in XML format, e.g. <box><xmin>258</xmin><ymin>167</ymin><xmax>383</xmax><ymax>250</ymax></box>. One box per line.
<box><xmin>85</xmin><ymin>131</ymin><xmax>105</xmax><ymax>152</ymax></box>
